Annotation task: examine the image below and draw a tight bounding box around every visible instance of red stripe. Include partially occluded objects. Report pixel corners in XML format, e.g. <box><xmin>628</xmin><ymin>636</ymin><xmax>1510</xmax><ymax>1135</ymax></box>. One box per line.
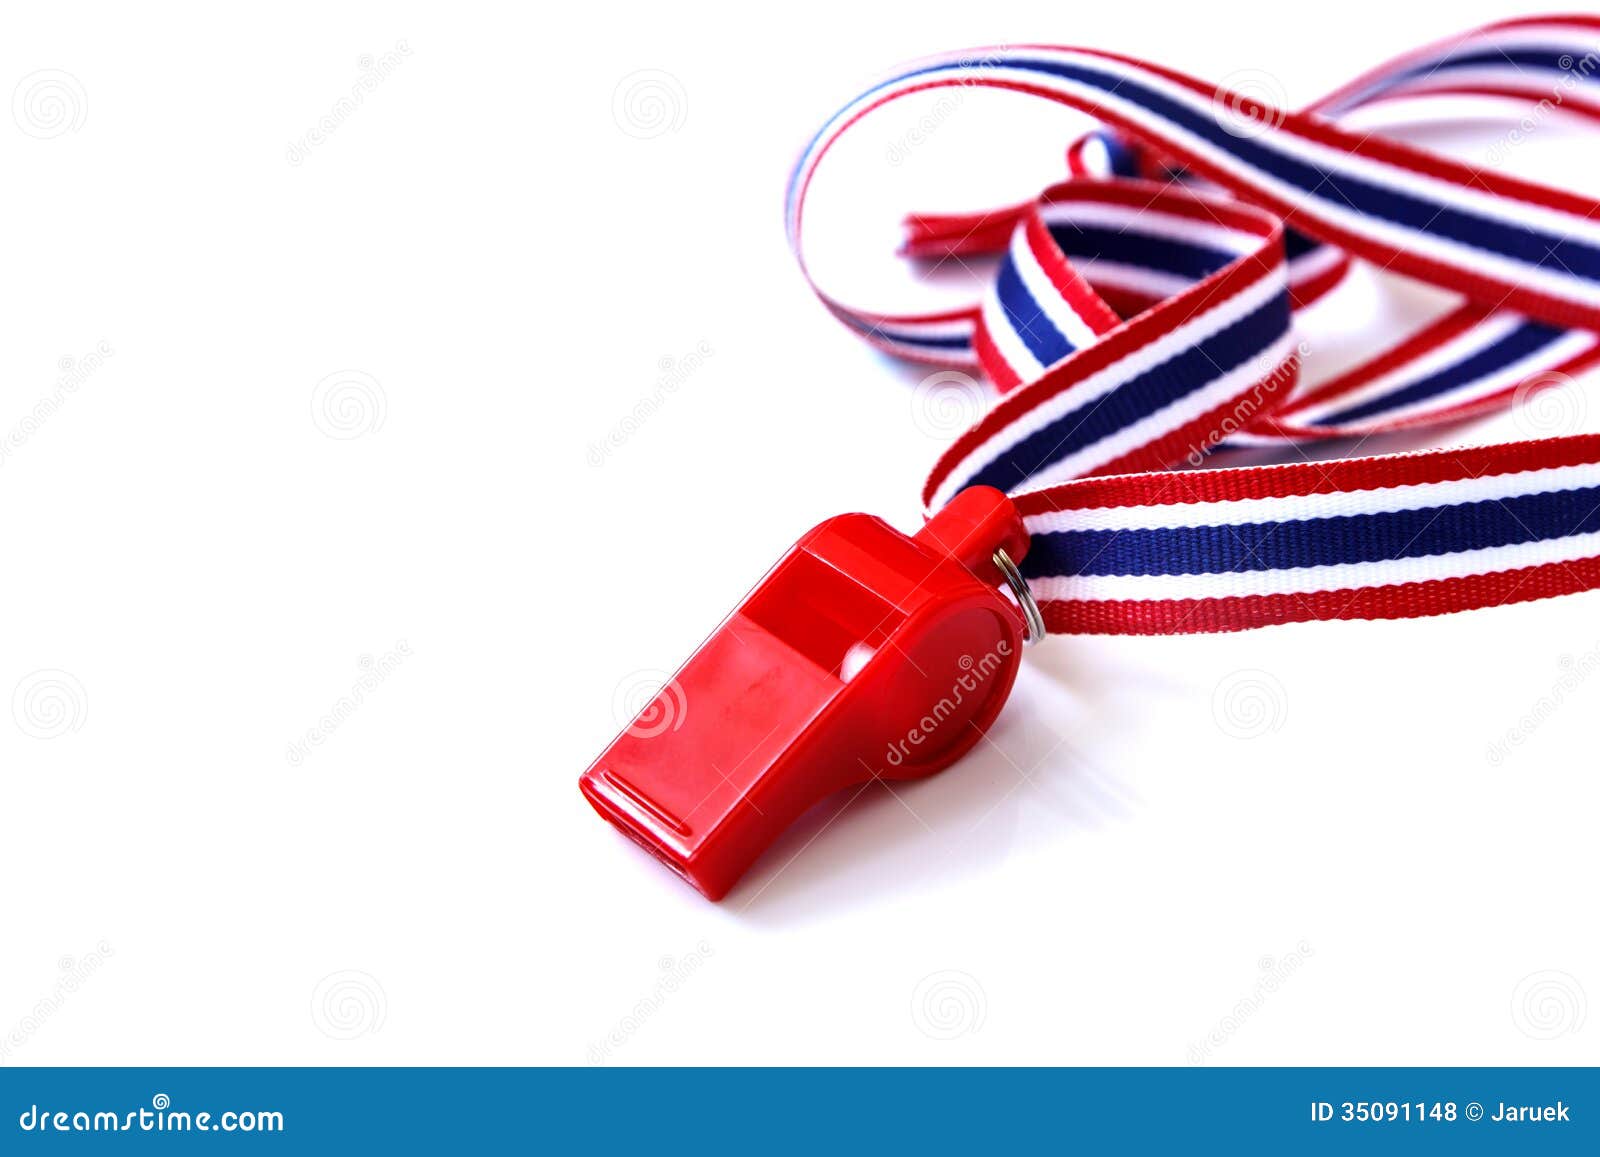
<box><xmin>925</xmin><ymin>223</ymin><xmax>1285</xmax><ymax>505</ymax></box>
<box><xmin>1287</xmin><ymin>255</ymin><xmax>1348</xmax><ymax>310</ymax></box>
<box><xmin>1300</xmin><ymin>339</ymin><xmax>1600</xmax><ymax>438</ymax></box>
<box><xmin>1022</xmin><ymin>212</ymin><xmax>1122</xmax><ymax>336</ymax></box>
<box><xmin>1012</xmin><ymin>433</ymin><xmax>1600</xmax><ymax>514</ymax></box>
<box><xmin>1039</xmin><ymin>554</ymin><xmax>1600</xmax><ymax>635</ymax></box>
<box><xmin>1038</xmin><ymin>178</ymin><xmax>1281</xmax><ymax>237</ymax></box>
<box><xmin>972</xmin><ymin>321</ymin><xmax>1021</xmax><ymax>391</ymax></box>
<box><xmin>1282</xmin><ymin>304</ymin><xmax>1490</xmax><ymax>413</ymax></box>
<box><xmin>1087</xmin><ymin>353</ymin><xmax>1298</xmax><ymax>477</ymax></box>
<box><xmin>1355</xmin><ymin>84</ymin><xmax>1600</xmax><ymax>126</ymax></box>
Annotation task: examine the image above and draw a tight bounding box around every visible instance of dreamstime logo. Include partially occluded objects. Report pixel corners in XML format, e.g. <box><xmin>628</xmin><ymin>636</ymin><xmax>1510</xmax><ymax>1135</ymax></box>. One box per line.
<box><xmin>1184</xmin><ymin>340</ymin><xmax>1307</xmax><ymax>465</ymax></box>
<box><xmin>12</xmin><ymin>670</ymin><xmax>88</xmax><ymax>740</ymax></box>
<box><xmin>1211</xmin><ymin>669</ymin><xmax>1287</xmax><ymax>739</ymax></box>
<box><xmin>285</xmin><ymin>642</ymin><xmax>412</xmax><ymax>765</ymax></box>
<box><xmin>1512</xmin><ymin>371</ymin><xmax>1586</xmax><ymax>439</ymax></box>
<box><xmin>1485</xmin><ymin>51</ymin><xmax>1600</xmax><ymax>165</ymax></box>
<box><xmin>884</xmin><ymin>52</ymin><xmax>1006</xmax><ymax>165</ymax></box>
<box><xmin>1511</xmin><ymin>970</ymin><xmax>1587</xmax><ymax>1040</ymax></box>
<box><xmin>1486</xmin><ymin>642</ymin><xmax>1600</xmax><ymax>766</ymax></box>
<box><xmin>0</xmin><ymin>942</ymin><xmax>114</xmax><ymax>1063</ymax></box>
<box><xmin>612</xmin><ymin>70</ymin><xmax>687</xmax><ymax>139</ymax></box>
<box><xmin>1188</xmin><ymin>941</ymin><xmax>1314</xmax><ymax>1063</ymax></box>
<box><xmin>0</xmin><ymin>341</ymin><xmax>115</xmax><ymax>468</ymax></box>
<box><xmin>588</xmin><ymin>941</ymin><xmax>714</xmax><ymax>1064</ymax></box>
<box><xmin>285</xmin><ymin>42</ymin><xmax>411</xmax><ymax>165</ymax></box>
<box><xmin>911</xmin><ymin>369</ymin><xmax>988</xmax><ymax>439</ymax></box>
<box><xmin>612</xmin><ymin>670</ymin><xmax>688</xmax><ymax>739</ymax></box>
<box><xmin>883</xmin><ymin>641</ymin><xmax>1012</xmax><ymax>768</ymax></box>
<box><xmin>1213</xmin><ymin>69</ymin><xmax>1289</xmax><ymax>140</ymax></box>
<box><xmin>12</xmin><ymin>70</ymin><xmax>87</xmax><ymax>139</ymax></box>
<box><xmin>910</xmin><ymin>970</ymin><xmax>987</xmax><ymax>1040</ymax></box>
<box><xmin>311</xmin><ymin>369</ymin><xmax>386</xmax><ymax>439</ymax></box>
<box><xmin>310</xmin><ymin>970</ymin><xmax>387</xmax><ymax>1040</ymax></box>
<box><xmin>588</xmin><ymin>340</ymin><xmax>714</xmax><ymax>466</ymax></box>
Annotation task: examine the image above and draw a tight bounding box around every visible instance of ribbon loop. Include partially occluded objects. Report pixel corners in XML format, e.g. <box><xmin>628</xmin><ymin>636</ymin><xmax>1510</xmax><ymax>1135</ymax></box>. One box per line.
<box><xmin>789</xmin><ymin>15</ymin><xmax>1600</xmax><ymax>634</ymax></box>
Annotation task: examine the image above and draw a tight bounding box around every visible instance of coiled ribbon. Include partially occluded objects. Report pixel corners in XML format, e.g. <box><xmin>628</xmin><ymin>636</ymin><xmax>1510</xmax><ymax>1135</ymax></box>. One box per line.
<box><xmin>787</xmin><ymin>14</ymin><xmax>1600</xmax><ymax>634</ymax></box>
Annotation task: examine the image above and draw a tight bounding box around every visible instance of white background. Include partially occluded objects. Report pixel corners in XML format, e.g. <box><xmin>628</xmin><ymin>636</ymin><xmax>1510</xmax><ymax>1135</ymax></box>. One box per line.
<box><xmin>1</xmin><ymin>0</ymin><xmax>1595</xmax><ymax>1066</ymax></box>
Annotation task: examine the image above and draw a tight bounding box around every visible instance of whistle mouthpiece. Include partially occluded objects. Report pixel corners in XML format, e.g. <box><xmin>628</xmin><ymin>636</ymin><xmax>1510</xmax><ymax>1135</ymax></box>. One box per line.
<box><xmin>579</xmin><ymin>486</ymin><xmax>1030</xmax><ymax>900</ymax></box>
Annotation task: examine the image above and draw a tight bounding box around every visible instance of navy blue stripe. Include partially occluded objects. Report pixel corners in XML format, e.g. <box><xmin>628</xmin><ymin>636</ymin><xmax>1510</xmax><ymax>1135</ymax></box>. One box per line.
<box><xmin>839</xmin><ymin>313</ymin><xmax>972</xmax><ymax>351</ymax></box>
<box><xmin>1093</xmin><ymin>130</ymin><xmax>1143</xmax><ymax>177</ymax></box>
<box><xmin>1011</xmin><ymin>55</ymin><xmax>1600</xmax><ymax>283</ymax></box>
<box><xmin>1027</xmin><ymin>484</ymin><xmax>1600</xmax><ymax>578</ymax></box>
<box><xmin>1314</xmin><ymin>321</ymin><xmax>1567</xmax><ymax>425</ymax></box>
<box><xmin>795</xmin><ymin>53</ymin><xmax>1600</xmax><ymax>287</ymax></box>
<box><xmin>876</xmin><ymin>56</ymin><xmax>1600</xmax><ymax>285</ymax></box>
<box><xmin>1047</xmin><ymin>223</ymin><xmax>1234</xmax><ymax>280</ymax></box>
<box><xmin>1401</xmin><ymin>47</ymin><xmax>1596</xmax><ymax>81</ymax></box>
<box><xmin>964</xmin><ymin>289</ymin><xmax>1291</xmax><ymax>492</ymax></box>
<box><xmin>996</xmin><ymin>255</ymin><xmax>1075</xmax><ymax>365</ymax></box>
<box><xmin>1284</xmin><ymin>229</ymin><xmax>1320</xmax><ymax>260</ymax></box>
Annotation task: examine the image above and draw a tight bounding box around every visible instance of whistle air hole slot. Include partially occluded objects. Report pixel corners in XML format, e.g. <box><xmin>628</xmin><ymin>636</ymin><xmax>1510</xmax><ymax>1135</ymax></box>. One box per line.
<box><xmin>613</xmin><ymin>820</ymin><xmax>692</xmax><ymax>884</ymax></box>
<box><xmin>742</xmin><ymin>552</ymin><xmax>902</xmax><ymax>679</ymax></box>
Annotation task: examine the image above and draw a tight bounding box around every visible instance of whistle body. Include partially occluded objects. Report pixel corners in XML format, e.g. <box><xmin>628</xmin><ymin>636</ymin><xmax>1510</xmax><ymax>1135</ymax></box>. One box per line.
<box><xmin>580</xmin><ymin>486</ymin><xmax>1029</xmax><ymax>900</ymax></box>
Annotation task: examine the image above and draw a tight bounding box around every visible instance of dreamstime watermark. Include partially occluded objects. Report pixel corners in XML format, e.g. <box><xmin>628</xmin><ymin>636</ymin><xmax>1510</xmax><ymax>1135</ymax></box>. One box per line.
<box><xmin>1184</xmin><ymin>339</ymin><xmax>1309</xmax><ymax>466</ymax></box>
<box><xmin>285</xmin><ymin>642</ymin><xmax>412</xmax><ymax>765</ymax></box>
<box><xmin>885</xmin><ymin>52</ymin><xmax>1008</xmax><ymax>165</ymax></box>
<box><xmin>1187</xmin><ymin>941</ymin><xmax>1314</xmax><ymax>1063</ymax></box>
<box><xmin>0</xmin><ymin>942</ymin><xmax>114</xmax><ymax>1063</ymax></box>
<box><xmin>883</xmin><ymin>641</ymin><xmax>1013</xmax><ymax>769</ymax></box>
<box><xmin>1486</xmin><ymin>643</ymin><xmax>1600</xmax><ymax>766</ymax></box>
<box><xmin>12</xmin><ymin>70</ymin><xmax>87</xmax><ymax>139</ymax></box>
<box><xmin>910</xmin><ymin>970</ymin><xmax>987</xmax><ymax>1040</ymax></box>
<box><xmin>18</xmin><ymin>1094</ymin><xmax>283</xmax><ymax>1134</ymax></box>
<box><xmin>1510</xmin><ymin>970</ymin><xmax>1587</xmax><ymax>1040</ymax></box>
<box><xmin>587</xmin><ymin>941</ymin><xmax>714</xmax><ymax>1063</ymax></box>
<box><xmin>587</xmin><ymin>341</ymin><xmax>713</xmax><ymax>466</ymax></box>
<box><xmin>310</xmin><ymin>970</ymin><xmax>387</xmax><ymax>1040</ymax></box>
<box><xmin>911</xmin><ymin>369</ymin><xmax>989</xmax><ymax>439</ymax></box>
<box><xmin>310</xmin><ymin>369</ymin><xmax>386</xmax><ymax>439</ymax></box>
<box><xmin>612</xmin><ymin>70</ymin><xmax>687</xmax><ymax>139</ymax></box>
<box><xmin>12</xmin><ymin>670</ymin><xmax>88</xmax><ymax>740</ymax></box>
<box><xmin>1486</xmin><ymin>52</ymin><xmax>1600</xmax><ymax>165</ymax></box>
<box><xmin>1211</xmin><ymin>668</ymin><xmax>1288</xmax><ymax>740</ymax></box>
<box><xmin>0</xmin><ymin>342</ymin><xmax>115</xmax><ymax>467</ymax></box>
<box><xmin>286</xmin><ymin>42</ymin><xmax>411</xmax><ymax>165</ymax></box>
<box><xmin>1511</xmin><ymin>370</ymin><xmax>1586</xmax><ymax>439</ymax></box>
<box><xmin>1212</xmin><ymin>69</ymin><xmax>1289</xmax><ymax>141</ymax></box>
<box><xmin>610</xmin><ymin>669</ymin><xmax>688</xmax><ymax>739</ymax></box>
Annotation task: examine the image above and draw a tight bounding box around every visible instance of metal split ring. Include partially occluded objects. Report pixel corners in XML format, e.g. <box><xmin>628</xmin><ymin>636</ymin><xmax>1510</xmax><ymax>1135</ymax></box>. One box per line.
<box><xmin>992</xmin><ymin>548</ymin><xmax>1045</xmax><ymax>646</ymax></box>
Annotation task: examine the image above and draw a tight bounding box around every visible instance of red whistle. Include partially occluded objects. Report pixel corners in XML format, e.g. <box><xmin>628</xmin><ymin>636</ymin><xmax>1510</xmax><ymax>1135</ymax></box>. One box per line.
<box><xmin>579</xmin><ymin>486</ymin><xmax>1034</xmax><ymax>900</ymax></box>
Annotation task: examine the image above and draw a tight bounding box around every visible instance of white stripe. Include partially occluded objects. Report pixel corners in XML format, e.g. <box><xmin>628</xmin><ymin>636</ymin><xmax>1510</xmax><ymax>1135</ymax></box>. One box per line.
<box><xmin>1008</xmin><ymin>225</ymin><xmax>1103</xmax><ymax>350</ymax></box>
<box><xmin>932</xmin><ymin>265</ymin><xmax>1289</xmax><ymax>507</ymax></box>
<box><xmin>872</xmin><ymin>318</ymin><xmax>975</xmax><ymax>340</ymax></box>
<box><xmin>867</xmin><ymin>335</ymin><xmax>981</xmax><ymax>366</ymax></box>
<box><xmin>808</xmin><ymin>57</ymin><xmax>1600</xmax><ymax>306</ymax></box>
<box><xmin>979</xmin><ymin>287</ymin><xmax>1044</xmax><ymax>381</ymax></box>
<box><xmin>1022</xmin><ymin>458</ymin><xmax>1600</xmax><ymax>535</ymax></box>
<box><xmin>1036</xmin><ymin>200</ymin><xmax>1263</xmax><ymax>255</ymax></box>
<box><xmin>1017</xmin><ymin>333</ymin><xmax>1297</xmax><ymax>491</ymax></box>
<box><xmin>981</xmin><ymin>49</ymin><xmax>1600</xmax><ymax>249</ymax></box>
<box><xmin>1286</xmin><ymin>244</ymin><xmax>1345</xmax><ymax>285</ymax></box>
<box><xmin>1029</xmin><ymin>524</ymin><xmax>1600</xmax><ymax>602</ymax></box>
<box><xmin>1291</xmin><ymin>313</ymin><xmax>1526</xmax><ymax>424</ymax></box>
<box><xmin>1328</xmin><ymin>329</ymin><xmax>1600</xmax><ymax>430</ymax></box>
<box><xmin>1316</xmin><ymin>26</ymin><xmax>1600</xmax><ymax>115</ymax></box>
<box><xmin>995</xmin><ymin>53</ymin><xmax>1600</xmax><ymax>294</ymax></box>
<box><xmin>1076</xmin><ymin>258</ymin><xmax>1194</xmax><ymax>299</ymax></box>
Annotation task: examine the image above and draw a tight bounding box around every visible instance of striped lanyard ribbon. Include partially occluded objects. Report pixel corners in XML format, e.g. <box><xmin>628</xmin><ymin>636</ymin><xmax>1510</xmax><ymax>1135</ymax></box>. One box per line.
<box><xmin>787</xmin><ymin>14</ymin><xmax>1600</xmax><ymax>635</ymax></box>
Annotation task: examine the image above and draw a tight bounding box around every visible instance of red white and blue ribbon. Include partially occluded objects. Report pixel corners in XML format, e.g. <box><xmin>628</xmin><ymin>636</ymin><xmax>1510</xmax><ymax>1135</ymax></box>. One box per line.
<box><xmin>787</xmin><ymin>14</ymin><xmax>1600</xmax><ymax>634</ymax></box>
